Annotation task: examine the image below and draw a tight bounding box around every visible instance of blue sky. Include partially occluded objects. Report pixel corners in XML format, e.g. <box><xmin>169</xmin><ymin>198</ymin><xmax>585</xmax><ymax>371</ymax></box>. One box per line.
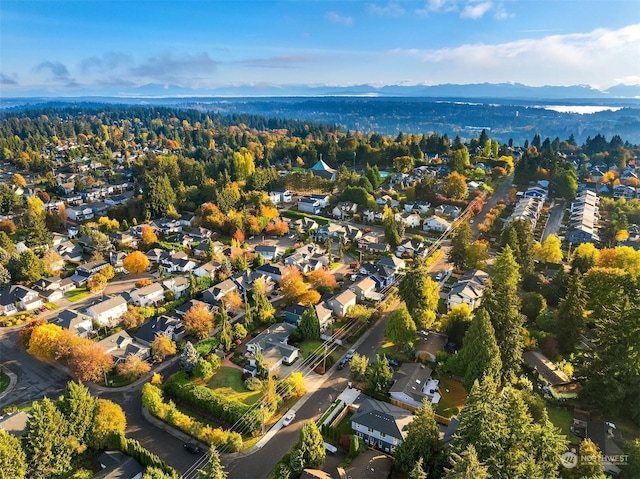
<box><xmin>1</xmin><ymin>0</ymin><xmax>639</xmax><ymax>95</ymax></box>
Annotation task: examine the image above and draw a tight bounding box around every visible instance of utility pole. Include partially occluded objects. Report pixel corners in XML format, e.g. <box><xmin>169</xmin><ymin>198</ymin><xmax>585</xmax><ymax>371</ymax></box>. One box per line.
<box><xmin>261</xmin><ymin>404</ymin><xmax>265</xmax><ymax>436</ymax></box>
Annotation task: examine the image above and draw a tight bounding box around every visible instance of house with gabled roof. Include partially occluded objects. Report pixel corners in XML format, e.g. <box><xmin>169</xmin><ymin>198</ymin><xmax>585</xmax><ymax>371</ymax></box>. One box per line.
<box><xmin>0</xmin><ymin>285</ymin><xmax>42</xmax><ymax>315</ymax></box>
<box><xmin>193</xmin><ymin>260</ymin><xmax>221</xmax><ymax>279</ymax></box>
<box><xmin>135</xmin><ymin>315</ymin><xmax>185</xmax><ymax>347</ymax></box>
<box><xmin>423</xmin><ymin>215</ymin><xmax>452</xmax><ymax>232</ymax></box>
<box><xmin>162</xmin><ymin>276</ymin><xmax>189</xmax><ymax>298</ymax></box>
<box><xmin>327</xmin><ymin>289</ymin><xmax>357</xmax><ymax>317</ymax></box>
<box><xmin>389</xmin><ymin>363</ymin><xmax>440</xmax><ymax>411</ymax></box>
<box><xmin>86</xmin><ymin>295</ymin><xmax>128</xmax><ymax>326</ymax></box>
<box><xmin>350</xmin><ymin>395</ymin><xmax>413</xmax><ymax>454</ymax></box>
<box><xmin>56</xmin><ymin>309</ymin><xmax>94</xmax><ymax>338</ymax></box>
<box><xmin>129</xmin><ymin>283</ymin><xmax>165</xmax><ymax>307</ymax></box>
<box><xmin>202</xmin><ymin>278</ymin><xmax>237</xmax><ymax>305</ymax></box>
<box><xmin>447</xmin><ymin>269</ymin><xmax>489</xmax><ymax>311</ymax></box>
<box><xmin>255</xmin><ymin>263</ymin><xmax>285</xmax><ymax>283</ymax></box>
<box><xmin>309</xmin><ymin>159</ymin><xmax>337</xmax><ymax>181</ymax></box>
<box><xmin>97</xmin><ymin>330</ymin><xmax>149</xmax><ymax>362</ymax></box>
<box><xmin>255</xmin><ymin>245</ymin><xmax>281</xmax><ymax>262</ymax></box>
<box><xmin>245</xmin><ymin>322</ymin><xmax>299</xmax><ymax>374</ymax></box>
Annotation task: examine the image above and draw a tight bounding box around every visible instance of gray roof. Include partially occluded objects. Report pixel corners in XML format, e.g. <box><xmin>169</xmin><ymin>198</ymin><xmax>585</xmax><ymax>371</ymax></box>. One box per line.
<box><xmin>351</xmin><ymin>396</ymin><xmax>413</xmax><ymax>441</ymax></box>
<box><xmin>389</xmin><ymin>363</ymin><xmax>433</xmax><ymax>401</ymax></box>
<box><xmin>88</xmin><ymin>295</ymin><xmax>127</xmax><ymax>316</ymax></box>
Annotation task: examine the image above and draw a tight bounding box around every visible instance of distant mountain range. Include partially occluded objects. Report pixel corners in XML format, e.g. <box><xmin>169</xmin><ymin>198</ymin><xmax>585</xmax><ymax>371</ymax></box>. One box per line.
<box><xmin>4</xmin><ymin>82</ymin><xmax>640</xmax><ymax>101</ymax></box>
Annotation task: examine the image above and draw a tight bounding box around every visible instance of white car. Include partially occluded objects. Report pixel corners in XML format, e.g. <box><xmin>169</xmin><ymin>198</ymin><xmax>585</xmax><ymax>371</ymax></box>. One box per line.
<box><xmin>282</xmin><ymin>410</ymin><xmax>296</xmax><ymax>426</ymax></box>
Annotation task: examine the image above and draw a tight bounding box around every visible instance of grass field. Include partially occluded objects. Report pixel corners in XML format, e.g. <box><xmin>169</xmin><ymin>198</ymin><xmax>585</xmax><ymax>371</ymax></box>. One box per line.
<box><xmin>435</xmin><ymin>376</ymin><xmax>467</xmax><ymax>418</ymax></box>
<box><xmin>0</xmin><ymin>373</ymin><xmax>10</xmax><ymax>394</ymax></box>
<box><xmin>547</xmin><ymin>406</ymin><xmax>578</xmax><ymax>444</ymax></box>
<box><xmin>205</xmin><ymin>367</ymin><xmax>261</xmax><ymax>405</ymax></box>
<box><xmin>298</xmin><ymin>340</ymin><xmax>342</xmax><ymax>364</ymax></box>
<box><xmin>66</xmin><ymin>287</ymin><xmax>89</xmax><ymax>302</ymax></box>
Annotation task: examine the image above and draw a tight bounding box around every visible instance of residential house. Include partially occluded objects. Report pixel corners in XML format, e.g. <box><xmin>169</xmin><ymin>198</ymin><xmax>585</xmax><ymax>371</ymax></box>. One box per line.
<box><xmin>255</xmin><ymin>245</ymin><xmax>281</xmax><ymax>262</ymax></box>
<box><xmin>327</xmin><ymin>289</ymin><xmax>357</xmax><ymax>317</ymax></box>
<box><xmin>291</xmin><ymin>217</ymin><xmax>319</xmax><ymax>233</ymax></box>
<box><xmin>56</xmin><ymin>309</ymin><xmax>94</xmax><ymax>338</ymax></box>
<box><xmin>342</xmin><ymin>224</ymin><xmax>362</xmax><ymax>243</ymax></box>
<box><xmin>362</xmin><ymin>209</ymin><xmax>384</xmax><ymax>223</ymax></box>
<box><xmin>162</xmin><ymin>276</ymin><xmax>189</xmax><ymax>298</ymax></box>
<box><xmin>349</xmin><ymin>277</ymin><xmax>380</xmax><ymax>302</ymax></box>
<box><xmin>332</xmin><ymin>201</ymin><xmax>358</xmax><ymax>219</ymax></box>
<box><xmin>447</xmin><ymin>269</ymin><xmax>490</xmax><ymax>311</ymax></box>
<box><xmin>284</xmin><ymin>244</ymin><xmax>328</xmax><ymax>273</ymax></box>
<box><xmin>284</xmin><ymin>303</ymin><xmax>308</xmax><ymax>325</ymax></box>
<box><xmin>314</xmin><ymin>223</ymin><xmax>344</xmax><ymax>241</ymax></box>
<box><xmin>523</xmin><ymin>185</ymin><xmax>548</xmax><ymax>199</ymax></box>
<box><xmin>193</xmin><ymin>260</ymin><xmax>221</xmax><ymax>279</ymax></box>
<box><xmin>423</xmin><ymin>215</ymin><xmax>452</xmax><ymax>233</ymax></box>
<box><xmin>358</xmin><ymin>233</ymin><xmax>388</xmax><ymax>254</ymax></box>
<box><xmin>0</xmin><ymin>285</ymin><xmax>43</xmax><ymax>315</ymax></box>
<box><xmin>97</xmin><ymin>331</ymin><xmax>150</xmax><ymax>362</ymax></box>
<box><xmin>298</xmin><ymin>197</ymin><xmax>323</xmax><ymax>215</ymax></box>
<box><xmin>359</xmin><ymin>263</ymin><xmax>396</xmax><ymax>289</ymax></box>
<box><xmin>183</xmin><ymin>226</ymin><xmax>213</xmax><ymax>242</ymax></box>
<box><xmin>245</xmin><ymin>322</ymin><xmax>299</xmax><ymax>373</ymax></box>
<box><xmin>315</xmin><ymin>302</ymin><xmax>333</xmax><ymax>332</ymax></box>
<box><xmin>151</xmin><ymin>217</ymin><xmax>182</xmax><ymax>235</ymax></box>
<box><xmin>389</xmin><ymin>363</ymin><xmax>440</xmax><ymax>411</ymax></box>
<box><xmin>202</xmin><ymin>278</ymin><xmax>238</xmax><ymax>305</ymax></box>
<box><xmin>567</xmin><ymin>190</ymin><xmax>600</xmax><ymax>245</ymax></box>
<box><xmin>129</xmin><ymin>283</ymin><xmax>165</xmax><ymax>307</ymax></box>
<box><xmin>350</xmin><ymin>395</ymin><xmax>413</xmax><ymax>454</ymax></box>
<box><xmin>66</xmin><ymin>205</ymin><xmax>94</xmax><ymax>222</ymax></box>
<box><xmin>613</xmin><ymin>184</ymin><xmax>637</xmax><ymax>199</ymax></box>
<box><xmin>377</xmin><ymin>255</ymin><xmax>405</xmax><ymax>273</ymax></box>
<box><xmin>434</xmin><ymin>204</ymin><xmax>461</xmax><ymax>219</ymax></box>
<box><xmin>33</xmin><ymin>276</ymin><xmax>67</xmax><ymax>302</ymax></box>
<box><xmin>268</xmin><ymin>189</ymin><xmax>292</xmax><ymax>204</ymax></box>
<box><xmin>86</xmin><ymin>295</ymin><xmax>128</xmax><ymax>326</ymax></box>
<box><xmin>70</xmin><ymin>260</ymin><xmax>109</xmax><ymax>286</ymax></box>
<box><xmin>396</xmin><ymin>238</ymin><xmax>428</xmax><ymax>258</ymax></box>
<box><xmin>255</xmin><ymin>263</ymin><xmax>285</xmax><ymax>283</ymax></box>
<box><xmin>395</xmin><ymin>212</ymin><xmax>422</xmax><ymax>229</ymax></box>
<box><xmin>507</xmin><ymin>197</ymin><xmax>544</xmax><ymax>229</ymax></box>
<box><xmin>309</xmin><ymin>193</ymin><xmax>331</xmax><ymax>208</ymax></box>
<box><xmin>161</xmin><ymin>251</ymin><xmax>197</xmax><ymax>273</ymax></box>
<box><xmin>376</xmin><ymin>195</ymin><xmax>399</xmax><ymax>208</ymax></box>
<box><xmin>54</xmin><ymin>241</ymin><xmax>84</xmax><ymax>263</ymax></box>
<box><xmin>135</xmin><ymin>315</ymin><xmax>185</xmax><ymax>347</ymax></box>
<box><xmin>175</xmin><ymin>299</ymin><xmax>210</xmax><ymax>318</ymax></box>
<box><xmin>179</xmin><ymin>213</ymin><xmax>196</xmax><ymax>227</ymax></box>
<box><xmin>523</xmin><ymin>350</ymin><xmax>580</xmax><ymax>400</ymax></box>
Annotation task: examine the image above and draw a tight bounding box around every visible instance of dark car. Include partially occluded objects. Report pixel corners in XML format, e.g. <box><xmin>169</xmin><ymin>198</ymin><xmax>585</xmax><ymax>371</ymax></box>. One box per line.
<box><xmin>387</xmin><ymin>358</ymin><xmax>400</xmax><ymax>367</ymax></box>
<box><xmin>337</xmin><ymin>359</ymin><xmax>348</xmax><ymax>370</ymax></box>
<box><xmin>184</xmin><ymin>443</ymin><xmax>201</xmax><ymax>454</ymax></box>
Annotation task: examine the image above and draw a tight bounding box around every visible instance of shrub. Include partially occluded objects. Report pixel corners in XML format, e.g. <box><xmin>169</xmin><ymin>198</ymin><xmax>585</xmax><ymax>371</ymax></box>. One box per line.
<box><xmin>244</xmin><ymin>377</ymin><xmax>262</xmax><ymax>391</ymax></box>
<box><xmin>193</xmin><ymin>359</ymin><xmax>214</xmax><ymax>381</ymax></box>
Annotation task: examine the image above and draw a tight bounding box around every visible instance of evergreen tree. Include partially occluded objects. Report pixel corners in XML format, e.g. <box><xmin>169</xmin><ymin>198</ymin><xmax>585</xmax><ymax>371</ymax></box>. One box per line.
<box><xmin>398</xmin><ymin>266</ymin><xmax>440</xmax><ymax>330</ymax></box>
<box><xmin>57</xmin><ymin>381</ymin><xmax>97</xmax><ymax>445</ymax></box>
<box><xmin>293</xmin><ymin>422</ymin><xmax>326</xmax><ymax>470</ymax></box>
<box><xmin>448</xmin><ymin>221</ymin><xmax>472</xmax><ymax>270</ymax></box>
<box><xmin>567</xmin><ymin>439</ymin><xmax>604</xmax><ymax>479</ymax></box>
<box><xmin>198</xmin><ymin>447</ymin><xmax>227</xmax><ymax>479</ymax></box>
<box><xmin>444</xmin><ymin>445</ymin><xmax>490</xmax><ymax>479</ymax></box>
<box><xmin>395</xmin><ymin>399</ymin><xmax>442</xmax><ymax>475</ymax></box>
<box><xmin>180</xmin><ymin>341</ymin><xmax>200</xmax><ymax>374</ymax></box>
<box><xmin>297</xmin><ymin>305</ymin><xmax>320</xmax><ymax>340</ymax></box>
<box><xmin>556</xmin><ymin>273</ymin><xmax>586</xmax><ymax>353</ymax></box>
<box><xmin>218</xmin><ymin>306</ymin><xmax>233</xmax><ymax>352</ymax></box>
<box><xmin>0</xmin><ymin>429</ymin><xmax>26</xmax><ymax>479</ymax></box>
<box><xmin>366</xmin><ymin>355</ymin><xmax>393</xmax><ymax>394</ymax></box>
<box><xmin>144</xmin><ymin>173</ymin><xmax>176</xmax><ymax>219</ymax></box>
<box><xmin>409</xmin><ymin>457</ymin><xmax>428</xmax><ymax>479</ymax></box>
<box><xmin>482</xmin><ymin>245</ymin><xmax>523</xmax><ymax>382</ymax></box>
<box><xmin>383</xmin><ymin>205</ymin><xmax>402</xmax><ymax>248</ymax></box>
<box><xmin>458</xmin><ymin>309</ymin><xmax>502</xmax><ymax>391</ymax></box>
<box><xmin>23</xmin><ymin>398</ymin><xmax>75</xmax><ymax>479</ymax></box>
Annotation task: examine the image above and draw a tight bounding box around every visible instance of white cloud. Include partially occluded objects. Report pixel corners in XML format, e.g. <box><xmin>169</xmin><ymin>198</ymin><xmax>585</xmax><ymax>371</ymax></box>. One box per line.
<box><xmin>368</xmin><ymin>2</ymin><xmax>406</xmax><ymax>16</ymax></box>
<box><xmin>460</xmin><ymin>1</ymin><xmax>493</xmax><ymax>19</ymax></box>
<box><xmin>325</xmin><ymin>11</ymin><xmax>353</xmax><ymax>25</ymax></box>
<box><xmin>494</xmin><ymin>4</ymin><xmax>514</xmax><ymax>20</ymax></box>
<box><xmin>388</xmin><ymin>24</ymin><xmax>640</xmax><ymax>88</ymax></box>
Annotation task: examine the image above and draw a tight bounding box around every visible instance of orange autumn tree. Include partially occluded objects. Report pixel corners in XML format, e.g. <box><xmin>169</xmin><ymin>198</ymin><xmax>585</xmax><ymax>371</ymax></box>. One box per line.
<box><xmin>184</xmin><ymin>302</ymin><xmax>215</xmax><ymax>339</ymax></box>
<box><xmin>123</xmin><ymin>251</ymin><xmax>150</xmax><ymax>274</ymax></box>
<box><xmin>118</xmin><ymin>354</ymin><xmax>151</xmax><ymax>380</ymax></box>
<box><xmin>68</xmin><ymin>340</ymin><xmax>114</xmax><ymax>383</ymax></box>
<box><xmin>139</xmin><ymin>225</ymin><xmax>158</xmax><ymax>250</ymax></box>
<box><xmin>280</xmin><ymin>266</ymin><xmax>307</xmax><ymax>305</ymax></box>
<box><xmin>266</xmin><ymin>220</ymin><xmax>289</xmax><ymax>236</ymax></box>
<box><xmin>308</xmin><ymin>269</ymin><xmax>337</xmax><ymax>292</ymax></box>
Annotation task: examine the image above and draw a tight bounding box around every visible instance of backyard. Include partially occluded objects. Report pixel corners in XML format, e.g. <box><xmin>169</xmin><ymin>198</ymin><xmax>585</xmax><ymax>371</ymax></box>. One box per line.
<box><xmin>547</xmin><ymin>406</ymin><xmax>579</xmax><ymax>445</ymax></box>
<box><xmin>434</xmin><ymin>376</ymin><xmax>467</xmax><ymax>418</ymax></box>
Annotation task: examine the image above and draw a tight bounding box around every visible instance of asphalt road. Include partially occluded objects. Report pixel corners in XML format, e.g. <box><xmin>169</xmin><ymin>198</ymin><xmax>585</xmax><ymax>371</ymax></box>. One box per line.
<box><xmin>222</xmin><ymin>301</ymin><xmax>397</xmax><ymax>479</ymax></box>
<box><xmin>472</xmin><ymin>174</ymin><xmax>514</xmax><ymax>239</ymax></box>
<box><xmin>541</xmin><ymin>200</ymin><xmax>565</xmax><ymax>242</ymax></box>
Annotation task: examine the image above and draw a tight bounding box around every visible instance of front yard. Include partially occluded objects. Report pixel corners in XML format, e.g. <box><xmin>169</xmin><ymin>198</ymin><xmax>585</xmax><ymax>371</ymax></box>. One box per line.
<box><xmin>203</xmin><ymin>367</ymin><xmax>261</xmax><ymax>405</ymax></box>
<box><xmin>66</xmin><ymin>287</ymin><xmax>90</xmax><ymax>302</ymax></box>
<box><xmin>298</xmin><ymin>339</ymin><xmax>343</xmax><ymax>365</ymax></box>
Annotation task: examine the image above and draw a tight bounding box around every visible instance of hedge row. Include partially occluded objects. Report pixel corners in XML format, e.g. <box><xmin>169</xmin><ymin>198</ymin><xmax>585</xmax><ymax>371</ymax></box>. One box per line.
<box><xmin>108</xmin><ymin>430</ymin><xmax>180</xmax><ymax>477</ymax></box>
<box><xmin>142</xmin><ymin>383</ymin><xmax>243</xmax><ymax>451</ymax></box>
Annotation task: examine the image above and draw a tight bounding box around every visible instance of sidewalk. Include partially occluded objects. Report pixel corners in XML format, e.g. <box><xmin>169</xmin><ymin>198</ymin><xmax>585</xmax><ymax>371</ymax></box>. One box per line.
<box><xmin>0</xmin><ymin>366</ymin><xmax>18</xmax><ymax>402</ymax></box>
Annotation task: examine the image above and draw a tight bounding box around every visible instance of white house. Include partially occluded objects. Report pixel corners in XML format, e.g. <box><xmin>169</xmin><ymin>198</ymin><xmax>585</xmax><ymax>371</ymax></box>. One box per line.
<box><xmin>447</xmin><ymin>270</ymin><xmax>490</xmax><ymax>311</ymax></box>
<box><xmin>349</xmin><ymin>277</ymin><xmax>380</xmax><ymax>302</ymax></box>
<box><xmin>327</xmin><ymin>289</ymin><xmax>357</xmax><ymax>317</ymax></box>
<box><xmin>193</xmin><ymin>260</ymin><xmax>221</xmax><ymax>279</ymax></box>
<box><xmin>298</xmin><ymin>197</ymin><xmax>322</xmax><ymax>214</ymax></box>
<box><xmin>395</xmin><ymin>212</ymin><xmax>422</xmax><ymax>229</ymax></box>
<box><xmin>245</xmin><ymin>322</ymin><xmax>299</xmax><ymax>373</ymax></box>
<box><xmin>268</xmin><ymin>189</ymin><xmax>293</xmax><ymax>204</ymax></box>
<box><xmin>86</xmin><ymin>295</ymin><xmax>128</xmax><ymax>326</ymax></box>
<box><xmin>129</xmin><ymin>283</ymin><xmax>165</xmax><ymax>307</ymax></box>
<box><xmin>162</xmin><ymin>276</ymin><xmax>189</xmax><ymax>298</ymax></box>
<box><xmin>97</xmin><ymin>330</ymin><xmax>149</xmax><ymax>362</ymax></box>
<box><xmin>202</xmin><ymin>279</ymin><xmax>237</xmax><ymax>304</ymax></box>
<box><xmin>254</xmin><ymin>245</ymin><xmax>281</xmax><ymax>262</ymax></box>
<box><xmin>351</xmin><ymin>396</ymin><xmax>413</xmax><ymax>454</ymax></box>
<box><xmin>423</xmin><ymin>215</ymin><xmax>452</xmax><ymax>233</ymax></box>
<box><xmin>56</xmin><ymin>309</ymin><xmax>94</xmax><ymax>338</ymax></box>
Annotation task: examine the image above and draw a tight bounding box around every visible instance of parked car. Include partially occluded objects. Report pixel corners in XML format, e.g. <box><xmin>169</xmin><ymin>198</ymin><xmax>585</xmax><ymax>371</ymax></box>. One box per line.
<box><xmin>435</xmin><ymin>272</ymin><xmax>443</xmax><ymax>281</ymax></box>
<box><xmin>282</xmin><ymin>410</ymin><xmax>296</xmax><ymax>427</ymax></box>
<box><xmin>387</xmin><ymin>357</ymin><xmax>400</xmax><ymax>367</ymax></box>
<box><xmin>345</xmin><ymin>349</ymin><xmax>356</xmax><ymax>361</ymax></box>
<box><xmin>184</xmin><ymin>443</ymin><xmax>201</xmax><ymax>454</ymax></box>
<box><xmin>337</xmin><ymin>358</ymin><xmax>348</xmax><ymax>370</ymax></box>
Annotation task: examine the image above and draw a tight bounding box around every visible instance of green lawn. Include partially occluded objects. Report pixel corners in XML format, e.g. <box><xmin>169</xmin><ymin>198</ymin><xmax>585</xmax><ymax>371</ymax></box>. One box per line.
<box><xmin>205</xmin><ymin>367</ymin><xmax>261</xmax><ymax>405</ymax></box>
<box><xmin>377</xmin><ymin>340</ymin><xmax>410</xmax><ymax>362</ymax></box>
<box><xmin>299</xmin><ymin>340</ymin><xmax>342</xmax><ymax>363</ymax></box>
<box><xmin>0</xmin><ymin>373</ymin><xmax>10</xmax><ymax>394</ymax></box>
<box><xmin>45</xmin><ymin>302</ymin><xmax>60</xmax><ymax>310</ymax></box>
<box><xmin>547</xmin><ymin>406</ymin><xmax>580</xmax><ymax>445</ymax></box>
<box><xmin>67</xmin><ymin>287</ymin><xmax>90</xmax><ymax>302</ymax></box>
<box><xmin>435</xmin><ymin>376</ymin><xmax>467</xmax><ymax>418</ymax></box>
